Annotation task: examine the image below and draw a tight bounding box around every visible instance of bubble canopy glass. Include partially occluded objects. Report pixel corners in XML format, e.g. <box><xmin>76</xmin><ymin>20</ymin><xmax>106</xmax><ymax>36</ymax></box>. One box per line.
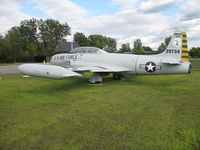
<box><xmin>72</xmin><ymin>47</ymin><xmax>108</xmax><ymax>54</ymax></box>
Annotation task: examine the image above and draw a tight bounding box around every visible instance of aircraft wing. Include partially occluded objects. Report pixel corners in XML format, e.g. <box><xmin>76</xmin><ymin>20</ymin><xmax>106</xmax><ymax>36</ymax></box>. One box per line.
<box><xmin>18</xmin><ymin>63</ymin><xmax>130</xmax><ymax>79</ymax></box>
<box><xmin>72</xmin><ymin>64</ymin><xmax>131</xmax><ymax>73</ymax></box>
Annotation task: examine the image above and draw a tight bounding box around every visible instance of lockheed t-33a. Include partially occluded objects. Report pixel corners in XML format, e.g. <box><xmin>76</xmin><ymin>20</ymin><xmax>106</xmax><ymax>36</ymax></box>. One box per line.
<box><xmin>18</xmin><ymin>30</ymin><xmax>191</xmax><ymax>84</ymax></box>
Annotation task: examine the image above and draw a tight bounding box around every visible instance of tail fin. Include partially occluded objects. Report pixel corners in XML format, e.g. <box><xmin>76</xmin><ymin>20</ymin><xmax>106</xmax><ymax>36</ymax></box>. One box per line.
<box><xmin>160</xmin><ymin>30</ymin><xmax>189</xmax><ymax>62</ymax></box>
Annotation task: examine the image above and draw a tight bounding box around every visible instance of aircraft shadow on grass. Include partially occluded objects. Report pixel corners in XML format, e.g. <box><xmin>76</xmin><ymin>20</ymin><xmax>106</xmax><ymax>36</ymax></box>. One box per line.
<box><xmin>27</xmin><ymin>75</ymin><xmax>181</xmax><ymax>95</ymax></box>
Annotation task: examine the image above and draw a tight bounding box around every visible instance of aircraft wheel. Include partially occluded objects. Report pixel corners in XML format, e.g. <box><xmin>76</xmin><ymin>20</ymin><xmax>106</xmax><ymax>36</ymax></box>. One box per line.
<box><xmin>113</xmin><ymin>73</ymin><xmax>124</xmax><ymax>80</ymax></box>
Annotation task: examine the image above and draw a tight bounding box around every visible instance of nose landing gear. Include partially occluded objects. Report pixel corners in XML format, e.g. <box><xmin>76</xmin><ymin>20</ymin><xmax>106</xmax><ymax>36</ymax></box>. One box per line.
<box><xmin>89</xmin><ymin>73</ymin><xmax>102</xmax><ymax>84</ymax></box>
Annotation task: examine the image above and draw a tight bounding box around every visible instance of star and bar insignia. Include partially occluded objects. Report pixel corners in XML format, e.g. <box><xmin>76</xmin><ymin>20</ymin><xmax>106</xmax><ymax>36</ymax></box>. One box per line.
<box><xmin>140</xmin><ymin>62</ymin><xmax>161</xmax><ymax>73</ymax></box>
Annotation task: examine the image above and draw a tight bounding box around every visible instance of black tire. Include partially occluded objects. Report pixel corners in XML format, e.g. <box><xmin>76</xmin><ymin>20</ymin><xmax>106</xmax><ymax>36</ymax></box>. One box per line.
<box><xmin>113</xmin><ymin>73</ymin><xmax>124</xmax><ymax>80</ymax></box>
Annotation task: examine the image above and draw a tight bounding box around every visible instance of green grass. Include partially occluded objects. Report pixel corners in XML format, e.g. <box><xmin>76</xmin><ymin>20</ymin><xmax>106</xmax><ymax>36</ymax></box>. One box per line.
<box><xmin>0</xmin><ymin>63</ymin><xmax>23</xmax><ymax>66</ymax></box>
<box><xmin>0</xmin><ymin>69</ymin><xmax>200</xmax><ymax>150</ymax></box>
<box><xmin>190</xmin><ymin>59</ymin><xmax>200</xmax><ymax>66</ymax></box>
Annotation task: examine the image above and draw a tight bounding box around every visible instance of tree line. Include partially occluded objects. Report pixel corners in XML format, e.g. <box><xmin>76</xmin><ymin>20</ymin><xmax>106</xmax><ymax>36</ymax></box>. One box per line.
<box><xmin>0</xmin><ymin>18</ymin><xmax>117</xmax><ymax>63</ymax></box>
<box><xmin>74</xmin><ymin>32</ymin><xmax>116</xmax><ymax>53</ymax></box>
<box><xmin>189</xmin><ymin>47</ymin><xmax>200</xmax><ymax>58</ymax></box>
<box><xmin>119</xmin><ymin>37</ymin><xmax>171</xmax><ymax>54</ymax></box>
<box><xmin>119</xmin><ymin>39</ymin><xmax>153</xmax><ymax>54</ymax></box>
<box><xmin>0</xmin><ymin>18</ymin><xmax>199</xmax><ymax>63</ymax></box>
<box><xmin>0</xmin><ymin>18</ymin><xmax>71</xmax><ymax>62</ymax></box>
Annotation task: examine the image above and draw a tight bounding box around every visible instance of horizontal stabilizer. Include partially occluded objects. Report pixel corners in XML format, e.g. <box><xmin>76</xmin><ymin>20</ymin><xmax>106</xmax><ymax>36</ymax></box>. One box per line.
<box><xmin>161</xmin><ymin>59</ymin><xmax>181</xmax><ymax>65</ymax></box>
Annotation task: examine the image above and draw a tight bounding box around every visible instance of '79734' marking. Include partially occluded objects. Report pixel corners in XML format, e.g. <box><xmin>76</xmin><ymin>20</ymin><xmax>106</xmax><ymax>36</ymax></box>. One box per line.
<box><xmin>166</xmin><ymin>49</ymin><xmax>180</xmax><ymax>54</ymax></box>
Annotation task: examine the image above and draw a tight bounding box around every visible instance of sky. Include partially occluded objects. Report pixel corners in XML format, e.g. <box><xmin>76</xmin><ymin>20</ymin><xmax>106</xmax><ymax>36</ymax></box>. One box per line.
<box><xmin>0</xmin><ymin>0</ymin><xmax>199</xmax><ymax>49</ymax></box>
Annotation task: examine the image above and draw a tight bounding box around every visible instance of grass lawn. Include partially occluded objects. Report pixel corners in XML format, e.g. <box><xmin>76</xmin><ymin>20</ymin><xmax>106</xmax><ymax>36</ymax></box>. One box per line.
<box><xmin>0</xmin><ymin>69</ymin><xmax>200</xmax><ymax>150</ymax></box>
<box><xmin>190</xmin><ymin>59</ymin><xmax>200</xmax><ymax>66</ymax></box>
<box><xmin>0</xmin><ymin>63</ymin><xmax>23</xmax><ymax>66</ymax></box>
<box><xmin>0</xmin><ymin>63</ymin><xmax>48</xmax><ymax>66</ymax></box>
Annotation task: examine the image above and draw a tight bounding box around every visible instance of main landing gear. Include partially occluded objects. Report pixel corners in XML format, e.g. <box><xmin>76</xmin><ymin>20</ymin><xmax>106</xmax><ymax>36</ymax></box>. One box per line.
<box><xmin>89</xmin><ymin>73</ymin><xmax>124</xmax><ymax>84</ymax></box>
<box><xmin>113</xmin><ymin>73</ymin><xmax>124</xmax><ymax>80</ymax></box>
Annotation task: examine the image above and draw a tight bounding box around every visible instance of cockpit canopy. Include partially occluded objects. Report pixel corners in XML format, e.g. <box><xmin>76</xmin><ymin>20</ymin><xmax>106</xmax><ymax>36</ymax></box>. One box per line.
<box><xmin>72</xmin><ymin>47</ymin><xmax>108</xmax><ymax>54</ymax></box>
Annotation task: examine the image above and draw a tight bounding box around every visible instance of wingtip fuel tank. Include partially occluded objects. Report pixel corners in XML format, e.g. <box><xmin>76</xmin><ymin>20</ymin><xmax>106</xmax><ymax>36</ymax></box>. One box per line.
<box><xmin>18</xmin><ymin>64</ymin><xmax>81</xmax><ymax>79</ymax></box>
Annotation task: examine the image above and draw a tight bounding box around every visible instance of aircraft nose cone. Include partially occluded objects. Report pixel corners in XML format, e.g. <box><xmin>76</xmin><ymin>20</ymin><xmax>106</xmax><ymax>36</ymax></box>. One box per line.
<box><xmin>18</xmin><ymin>64</ymin><xmax>27</xmax><ymax>74</ymax></box>
<box><xmin>17</xmin><ymin>65</ymin><xmax>23</xmax><ymax>73</ymax></box>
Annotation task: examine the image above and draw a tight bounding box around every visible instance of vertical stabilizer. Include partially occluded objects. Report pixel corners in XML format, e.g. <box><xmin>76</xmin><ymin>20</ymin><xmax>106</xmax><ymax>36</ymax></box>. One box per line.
<box><xmin>160</xmin><ymin>30</ymin><xmax>189</xmax><ymax>62</ymax></box>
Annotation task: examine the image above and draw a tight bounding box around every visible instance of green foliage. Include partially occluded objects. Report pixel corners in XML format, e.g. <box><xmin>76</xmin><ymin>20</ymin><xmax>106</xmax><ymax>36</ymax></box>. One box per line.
<box><xmin>143</xmin><ymin>46</ymin><xmax>153</xmax><ymax>51</ymax></box>
<box><xmin>20</xmin><ymin>18</ymin><xmax>38</xmax><ymax>43</ymax></box>
<box><xmin>88</xmin><ymin>34</ymin><xmax>107</xmax><ymax>49</ymax></box>
<box><xmin>133</xmin><ymin>39</ymin><xmax>144</xmax><ymax>54</ymax></box>
<box><xmin>103</xmin><ymin>37</ymin><xmax>117</xmax><ymax>53</ymax></box>
<box><xmin>0</xmin><ymin>18</ymin><xmax>71</xmax><ymax>62</ymax></box>
<box><xmin>0</xmin><ymin>69</ymin><xmax>200</xmax><ymax>150</ymax></box>
<box><xmin>5</xmin><ymin>27</ymin><xmax>24</xmax><ymax>62</ymax></box>
<box><xmin>119</xmin><ymin>43</ymin><xmax>131</xmax><ymax>53</ymax></box>
<box><xmin>38</xmin><ymin>19</ymin><xmax>70</xmax><ymax>55</ymax></box>
<box><xmin>119</xmin><ymin>39</ymin><xmax>153</xmax><ymax>54</ymax></box>
<box><xmin>1</xmin><ymin>18</ymin><xmax>118</xmax><ymax>60</ymax></box>
<box><xmin>74</xmin><ymin>32</ymin><xmax>89</xmax><ymax>46</ymax></box>
<box><xmin>157</xmin><ymin>36</ymin><xmax>171</xmax><ymax>53</ymax></box>
<box><xmin>189</xmin><ymin>47</ymin><xmax>200</xmax><ymax>58</ymax></box>
<box><xmin>39</xmin><ymin>19</ymin><xmax>70</xmax><ymax>42</ymax></box>
<box><xmin>0</xmin><ymin>35</ymin><xmax>8</xmax><ymax>62</ymax></box>
<box><xmin>74</xmin><ymin>33</ymin><xmax>116</xmax><ymax>53</ymax></box>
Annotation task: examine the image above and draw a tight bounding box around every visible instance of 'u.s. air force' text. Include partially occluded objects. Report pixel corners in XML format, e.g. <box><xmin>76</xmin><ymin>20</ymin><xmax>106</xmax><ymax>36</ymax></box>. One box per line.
<box><xmin>58</xmin><ymin>55</ymin><xmax>78</xmax><ymax>61</ymax></box>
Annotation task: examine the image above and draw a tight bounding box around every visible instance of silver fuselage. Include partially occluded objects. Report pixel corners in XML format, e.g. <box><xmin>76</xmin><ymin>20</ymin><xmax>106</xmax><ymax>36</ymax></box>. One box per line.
<box><xmin>50</xmin><ymin>53</ymin><xmax>191</xmax><ymax>75</ymax></box>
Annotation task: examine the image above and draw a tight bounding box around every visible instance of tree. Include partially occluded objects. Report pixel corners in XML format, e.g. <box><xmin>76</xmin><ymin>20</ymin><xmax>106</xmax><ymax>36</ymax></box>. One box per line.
<box><xmin>88</xmin><ymin>34</ymin><xmax>106</xmax><ymax>49</ymax></box>
<box><xmin>87</xmin><ymin>34</ymin><xmax>117</xmax><ymax>52</ymax></box>
<box><xmin>39</xmin><ymin>19</ymin><xmax>70</xmax><ymax>42</ymax></box>
<box><xmin>133</xmin><ymin>39</ymin><xmax>144</xmax><ymax>54</ymax></box>
<box><xmin>143</xmin><ymin>46</ymin><xmax>153</xmax><ymax>51</ymax></box>
<box><xmin>74</xmin><ymin>32</ymin><xmax>88</xmax><ymax>46</ymax></box>
<box><xmin>5</xmin><ymin>27</ymin><xmax>24</xmax><ymax>62</ymax></box>
<box><xmin>0</xmin><ymin>18</ymin><xmax>72</xmax><ymax>62</ymax></box>
<box><xmin>0</xmin><ymin>35</ymin><xmax>8</xmax><ymax>63</ymax></box>
<box><xmin>38</xmin><ymin>19</ymin><xmax>71</xmax><ymax>55</ymax></box>
<box><xmin>74</xmin><ymin>33</ymin><xmax>116</xmax><ymax>52</ymax></box>
<box><xmin>119</xmin><ymin>43</ymin><xmax>131</xmax><ymax>53</ymax></box>
<box><xmin>20</xmin><ymin>18</ymin><xmax>38</xmax><ymax>43</ymax></box>
<box><xmin>103</xmin><ymin>37</ymin><xmax>116</xmax><ymax>53</ymax></box>
<box><xmin>189</xmin><ymin>47</ymin><xmax>200</xmax><ymax>58</ymax></box>
<box><xmin>157</xmin><ymin>36</ymin><xmax>171</xmax><ymax>53</ymax></box>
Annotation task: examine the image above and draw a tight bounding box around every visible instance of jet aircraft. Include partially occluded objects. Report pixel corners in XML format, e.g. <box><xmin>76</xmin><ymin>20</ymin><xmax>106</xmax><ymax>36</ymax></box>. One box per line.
<box><xmin>18</xmin><ymin>30</ymin><xmax>191</xmax><ymax>84</ymax></box>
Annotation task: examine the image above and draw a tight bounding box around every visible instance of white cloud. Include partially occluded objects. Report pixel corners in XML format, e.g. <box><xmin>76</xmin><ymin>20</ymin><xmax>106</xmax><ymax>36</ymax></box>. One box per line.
<box><xmin>0</xmin><ymin>1</ymin><xmax>31</xmax><ymax>35</ymax></box>
<box><xmin>75</xmin><ymin>9</ymin><xmax>172</xmax><ymax>49</ymax></box>
<box><xmin>174</xmin><ymin>18</ymin><xmax>200</xmax><ymax>48</ymax></box>
<box><xmin>117</xmin><ymin>35</ymin><xmax>159</xmax><ymax>50</ymax></box>
<box><xmin>0</xmin><ymin>0</ymin><xmax>199</xmax><ymax>49</ymax></box>
<box><xmin>170</xmin><ymin>0</ymin><xmax>200</xmax><ymax>48</ymax></box>
<box><xmin>140</xmin><ymin>0</ymin><xmax>180</xmax><ymax>13</ymax></box>
<box><xmin>30</xmin><ymin>0</ymin><xmax>92</xmax><ymax>35</ymax></box>
<box><xmin>34</xmin><ymin>0</ymin><xmax>89</xmax><ymax>23</ymax></box>
<box><xmin>179</xmin><ymin>0</ymin><xmax>200</xmax><ymax>21</ymax></box>
<box><xmin>0</xmin><ymin>0</ymin><xmax>90</xmax><ymax>35</ymax></box>
<box><xmin>111</xmin><ymin>0</ymin><xmax>137</xmax><ymax>9</ymax></box>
